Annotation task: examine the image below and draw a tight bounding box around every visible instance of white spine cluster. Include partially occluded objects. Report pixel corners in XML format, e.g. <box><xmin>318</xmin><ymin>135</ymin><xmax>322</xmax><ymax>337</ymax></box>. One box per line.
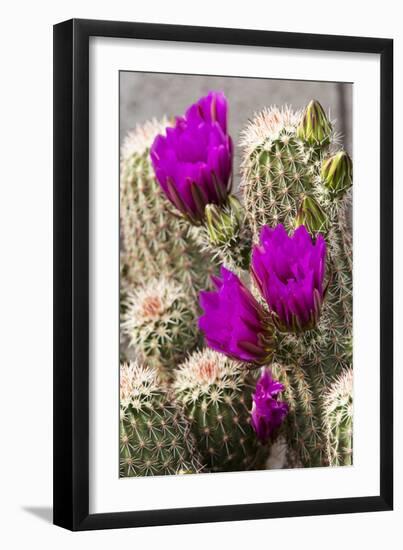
<box><xmin>122</xmin><ymin>278</ymin><xmax>192</xmax><ymax>333</ymax></box>
<box><xmin>173</xmin><ymin>349</ymin><xmax>247</xmax><ymax>404</ymax></box>
<box><xmin>121</xmin><ymin>277</ymin><xmax>199</xmax><ymax>376</ymax></box>
<box><xmin>119</xmin><ymin>361</ymin><xmax>159</xmax><ymax>410</ymax></box>
<box><xmin>120</xmin><ymin>116</ymin><xmax>171</xmax><ymax>162</ymax></box>
<box><xmin>240</xmin><ymin>105</ymin><xmax>302</xmax><ymax>154</ymax></box>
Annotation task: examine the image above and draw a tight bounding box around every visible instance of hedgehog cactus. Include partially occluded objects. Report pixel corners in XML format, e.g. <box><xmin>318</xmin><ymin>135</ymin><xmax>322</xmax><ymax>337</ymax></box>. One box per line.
<box><xmin>324</xmin><ymin>368</ymin><xmax>353</xmax><ymax>466</ymax></box>
<box><xmin>120</xmin><ymin>118</ymin><xmax>216</xmax><ymax>292</ymax></box>
<box><xmin>239</xmin><ymin>100</ymin><xmax>353</xmax><ymax>467</ymax></box>
<box><xmin>120</xmin><ymin>362</ymin><xmax>203</xmax><ymax>476</ymax></box>
<box><xmin>119</xmin><ymin>92</ymin><xmax>354</xmax><ymax>475</ymax></box>
<box><xmin>121</xmin><ymin>277</ymin><xmax>200</xmax><ymax>380</ymax></box>
<box><xmin>173</xmin><ymin>349</ymin><xmax>265</xmax><ymax>472</ymax></box>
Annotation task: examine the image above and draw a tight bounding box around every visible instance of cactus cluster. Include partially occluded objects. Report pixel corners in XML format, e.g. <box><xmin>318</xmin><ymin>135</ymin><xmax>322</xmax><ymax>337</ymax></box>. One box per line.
<box><xmin>120</xmin><ymin>91</ymin><xmax>353</xmax><ymax>476</ymax></box>
<box><xmin>238</xmin><ymin>102</ymin><xmax>352</xmax><ymax>467</ymax></box>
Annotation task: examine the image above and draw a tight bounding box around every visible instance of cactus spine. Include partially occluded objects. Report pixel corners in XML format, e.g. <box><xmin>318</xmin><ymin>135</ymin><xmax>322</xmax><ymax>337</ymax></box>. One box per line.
<box><xmin>173</xmin><ymin>349</ymin><xmax>265</xmax><ymax>472</ymax></box>
<box><xmin>120</xmin><ymin>362</ymin><xmax>203</xmax><ymax>476</ymax></box>
<box><xmin>241</xmin><ymin>101</ymin><xmax>353</xmax><ymax>467</ymax></box>
<box><xmin>121</xmin><ymin>277</ymin><xmax>200</xmax><ymax>380</ymax></box>
<box><xmin>324</xmin><ymin>367</ymin><xmax>353</xmax><ymax>466</ymax></box>
<box><xmin>120</xmin><ymin>119</ymin><xmax>216</xmax><ymax>293</ymax></box>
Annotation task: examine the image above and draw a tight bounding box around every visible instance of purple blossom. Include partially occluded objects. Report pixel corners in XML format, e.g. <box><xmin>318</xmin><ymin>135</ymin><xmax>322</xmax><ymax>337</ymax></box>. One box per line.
<box><xmin>150</xmin><ymin>91</ymin><xmax>233</xmax><ymax>223</ymax></box>
<box><xmin>198</xmin><ymin>267</ymin><xmax>274</xmax><ymax>365</ymax></box>
<box><xmin>251</xmin><ymin>224</ymin><xmax>327</xmax><ymax>332</ymax></box>
<box><xmin>251</xmin><ymin>369</ymin><xmax>289</xmax><ymax>443</ymax></box>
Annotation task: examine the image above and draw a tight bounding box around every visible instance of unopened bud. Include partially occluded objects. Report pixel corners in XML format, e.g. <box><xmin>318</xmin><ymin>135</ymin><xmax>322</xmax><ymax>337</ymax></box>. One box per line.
<box><xmin>297</xmin><ymin>100</ymin><xmax>332</xmax><ymax>146</ymax></box>
<box><xmin>205</xmin><ymin>196</ymin><xmax>243</xmax><ymax>245</ymax></box>
<box><xmin>296</xmin><ymin>196</ymin><xmax>329</xmax><ymax>234</ymax></box>
<box><xmin>321</xmin><ymin>151</ymin><xmax>352</xmax><ymax>198</ymax></box>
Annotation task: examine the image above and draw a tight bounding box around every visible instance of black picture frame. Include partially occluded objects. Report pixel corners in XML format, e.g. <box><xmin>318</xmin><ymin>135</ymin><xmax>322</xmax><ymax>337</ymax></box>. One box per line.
<box><xmin>53</xmin><ymin>18</ymin><xmax>393</xmax><ymax>531</ymax></box>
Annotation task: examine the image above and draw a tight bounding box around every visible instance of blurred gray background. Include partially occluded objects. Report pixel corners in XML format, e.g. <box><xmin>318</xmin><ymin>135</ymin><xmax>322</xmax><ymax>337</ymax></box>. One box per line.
<box><xmin>120</xmin><ymin>72</ymin><xmax>352</xmax><ymax>190</ymax></box>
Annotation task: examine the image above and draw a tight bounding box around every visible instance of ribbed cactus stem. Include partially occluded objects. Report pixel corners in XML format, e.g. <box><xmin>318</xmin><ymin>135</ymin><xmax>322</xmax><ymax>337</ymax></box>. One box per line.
<box><xmin>324</xmin><ymin>368</ymin><xmax>353</xmax><ymax>466</ymax></box>
<box><xmin>271</xmin><ymin>323</ymin><xmax>350</xmax><ymax>466</ymax></box>
<box><xmin>173</xmin><ymin>349</ymin><xmax>266</xmax><ymax>472</ymax></box>
<box><xmin>242</xmin><ymin>130</ymin><xmax>314</xmax><ymax>235</ymax></box>
<box><xmin>120</xmin><ymin>362</ymin><xmax>203</xmax><ymax>476</ymax></box>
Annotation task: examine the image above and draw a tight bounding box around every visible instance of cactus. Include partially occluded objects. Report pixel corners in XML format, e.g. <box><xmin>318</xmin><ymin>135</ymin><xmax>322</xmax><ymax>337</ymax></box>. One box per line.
<box><xmin>241</xmin><ymin>105</ymin><xmax>313</xmax><ymax>236</ymax></box>
<box><xmin>241</xmin><ymin>100</ymin><xmax>353</xmax><ymax>467</ymax></box>
<box><xmin>173</xmin><ymin>349</ymin><xmax>266</xmax><ymax>472</ymax></box>
<box><xmin>119</xmin><ymin>93</ymin><xmax>354</xmax><ymax>475</ymax></box>
<box><xmin>120</xmin><ymin>362</ymin><xmax>203</xmax><ymax>476</ymax></box>
<box><xmin>324</xmin><ymin>367</ymin><xmax>353</xmax><ymax>466</ymax></box>
<box><xmin>120</xmin><ymin>118</ymin><xmax>216</xmax><ymax>293</ymax></box>
<box><xmin>121</xmin><ymin>277</ymin><xmax>200</xmax><ymax>380</ymax></box>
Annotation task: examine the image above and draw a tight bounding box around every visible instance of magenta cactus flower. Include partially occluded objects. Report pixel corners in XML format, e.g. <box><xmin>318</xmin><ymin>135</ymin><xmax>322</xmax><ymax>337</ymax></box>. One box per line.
<box><xmin>251</xmin><ymin>224</ymin><xmax>327</xmax><ymax>332</ymax></box>
<box><xmin>186</xmin><ymin>91</ymin><xmax>228</xmax><ymax>134</ymax></box>
<box><xmin>150</xmin><ymin>91</ymin><xmax>233</xmax><ymax>223</ymax></box>
<box><xmin>251</xmin><ymin>369</ymin><xmax>289</xmax><ymax>443</ymax></box>
<box><xmin>198</xmin><ymin>267</ymin><xmax>275</xmax><ymax>365</ymax></box>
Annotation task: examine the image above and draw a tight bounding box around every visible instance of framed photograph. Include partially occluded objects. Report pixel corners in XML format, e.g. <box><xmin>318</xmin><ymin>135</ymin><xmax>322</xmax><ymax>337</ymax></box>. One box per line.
<box><xmin>53</xmin><ymin>18</ymin><xmax>393</xmax><ymax>530</ymax></box>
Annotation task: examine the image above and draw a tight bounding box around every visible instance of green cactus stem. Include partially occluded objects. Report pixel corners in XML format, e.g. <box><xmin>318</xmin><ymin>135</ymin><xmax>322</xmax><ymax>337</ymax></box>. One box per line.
<box><xmin>241</xmin><ymin>105</ymin><xmax>315</xmax><ymax>236</ymax></box>
<box><xmin>271</xmin><ymin>322</ymin><xmax>351</xmax><ymax>467</ymax></box>
<box><xmin>173</xmin><ymin>349</ymin><xmax>266</xmax><ymax>472</ymax></box>
<box><xmin>120</xmin><ymin>361</ymin><xmax>203</xmax><ymax>477</ymax></box>
<box><xmin>324</xmin><ymin>367</ymin><xmax>353</xmax><ymax>466</ymax></box>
